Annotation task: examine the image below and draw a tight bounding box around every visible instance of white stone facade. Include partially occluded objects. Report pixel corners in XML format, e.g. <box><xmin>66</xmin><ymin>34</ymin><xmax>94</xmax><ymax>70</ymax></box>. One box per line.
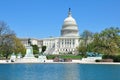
<box><xmin>20</xmin><ymin>9</ymin><xmax>80</xmax><ymax>54</ymax></box>
<box><xmin>42</xmin><ymin>36</ymin><xmax>80</xmax><ymax>54</ymax></box>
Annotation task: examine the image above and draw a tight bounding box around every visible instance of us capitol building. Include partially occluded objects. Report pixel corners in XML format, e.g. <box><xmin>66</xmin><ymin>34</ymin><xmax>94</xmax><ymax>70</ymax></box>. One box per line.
<box><xmin>20</xmin><ymin>8</ymin><xmax>80</xmax><ymax>54</ymax></box>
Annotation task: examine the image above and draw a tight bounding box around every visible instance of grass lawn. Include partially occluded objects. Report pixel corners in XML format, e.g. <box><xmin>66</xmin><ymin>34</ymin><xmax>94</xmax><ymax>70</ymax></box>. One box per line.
<box><xmin>46</xmin><ymin>55</ymin><xmax>82</xmax><ymax>59</ymax></box>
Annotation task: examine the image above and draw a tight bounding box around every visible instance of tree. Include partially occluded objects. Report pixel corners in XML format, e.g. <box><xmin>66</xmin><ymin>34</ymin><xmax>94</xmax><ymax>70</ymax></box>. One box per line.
<box><xmin>77</xmin><ymin>27</ymin><xmax>120</xmax><ymax>56</ymax></box>
<box><xmin>91</xmin><ymin>33</ymin><xmax>102</xmax><ymax>53</ymax></box>
<box><xmin>99</xmin><ymin>27</ymin><xmax>120</xmax><ymax>55</ymax></box>
<box><xmin>0</xmin><ymin>21</ymin><xmax>15</xmax><ymax>59</ymax></box>
<box><xmin>77</xmin><ymin>30</ymin><xmax>93</xmax><ymax>56</ymax></box>
<box><xmin>12</xmin><ymin>36</ymin><xmax>26</xmax><ymax>55</ymax></box>
<box><xmin>81</xmin><ymin>30</ymin><xmax>93</xmax><ymax>46</ymax></box>
<box><xmin>77</xmin><ymin>42</ymin><xmax>87</xmax><ymax>56</ymax></box>
<box><xmin>42</xmin><ymin>46</ymin><xmax>46</xmax><ymax>53</ymax></box>
<box><xmin>90</xmin><ymin>27</ymin><xmax>120</xmax><ymax>55</ymax></box>
<box><xmin>31</xmin><ymin>45</ymin><xmax>39</xmax><ymax>54</ymax></box>
<box><xmin>0</xmin><ymin>21</ymin><xmax>26</xmax><ymax>59</ymax></box>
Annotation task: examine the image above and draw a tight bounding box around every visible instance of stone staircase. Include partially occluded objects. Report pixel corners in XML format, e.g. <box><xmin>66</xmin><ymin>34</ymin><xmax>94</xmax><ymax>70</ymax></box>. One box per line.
<box><xmin>44</xmin><ymin>44</ymin><xmax>55</xmax><ymax>54</ymax></box>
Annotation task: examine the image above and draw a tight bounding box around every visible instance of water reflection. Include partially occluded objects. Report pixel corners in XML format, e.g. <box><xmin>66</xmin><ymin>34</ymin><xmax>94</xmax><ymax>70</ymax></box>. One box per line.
<box><xmin>63</xmin><ymin>64</ymin><xmax>80</xmax><ymax>80</ymax></box>
<box><xmin>0</xmin><ymin>63</ymin><xmax>80</xmax><ymax>80</ymax></box>
<box><xmin>2</xmin><ymin>63</ymin><xmax>120</xmax><ymax>80</ymax></box>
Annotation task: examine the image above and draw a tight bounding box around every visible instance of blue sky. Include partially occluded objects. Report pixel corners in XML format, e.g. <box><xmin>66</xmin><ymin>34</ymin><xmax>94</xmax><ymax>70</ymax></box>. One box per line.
<box><xmin>0</xmin><ymin>0</ymin><xmax>120</xmax><ymax>38</ymax></box>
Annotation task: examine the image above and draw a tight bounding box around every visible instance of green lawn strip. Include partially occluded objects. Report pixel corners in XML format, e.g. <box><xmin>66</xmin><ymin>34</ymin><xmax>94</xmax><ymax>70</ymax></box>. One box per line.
<box><xmin>46</xmin><ymin>55</ymin><xmax>82</xmax><ymax>59</ymax></box>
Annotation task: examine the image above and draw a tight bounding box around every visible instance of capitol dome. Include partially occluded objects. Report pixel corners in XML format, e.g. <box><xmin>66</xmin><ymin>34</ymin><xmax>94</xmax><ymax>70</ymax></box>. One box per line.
<box><xmin>61</xmin><ymin>8</ymin><xmax>79</xmax><ymax>37</ymax></box>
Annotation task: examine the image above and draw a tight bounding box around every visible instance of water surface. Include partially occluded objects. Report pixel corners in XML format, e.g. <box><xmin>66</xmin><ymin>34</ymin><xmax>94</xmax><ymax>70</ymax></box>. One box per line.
<box><xmin>0</xmin><ymin>63</ymin><xmax>120</xmax><ymax>80</ymax></box>
<box><xmin>0</xmin><ymin>63</ymin><xmax>80</xmax><ymax>80</ymax></box>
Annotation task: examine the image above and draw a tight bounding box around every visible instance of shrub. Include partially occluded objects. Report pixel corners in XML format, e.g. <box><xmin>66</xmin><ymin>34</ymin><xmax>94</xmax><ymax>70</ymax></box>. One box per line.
<box><xmin>113</xmin><ymin>55</ymin><xmax>120</xmax><ymax>62</ymax></box>
<box><xmin>102</xmin><ymin>55</ymin><xmax>114</xmax><ymax>59</ymax></box>
<box><xmin>102</xmin><ymin>55</ymin><xmax>120</xmax><ymax>62</ymax></box>
<box><xmin>101</xmin><ymin>59</ymin><xmax>113</xmax><ymax>62</ymax></box>
<box><xmin>95</xmin><ymin>59</ymin><xmax>101</xmax><ymax>62</ymax></box>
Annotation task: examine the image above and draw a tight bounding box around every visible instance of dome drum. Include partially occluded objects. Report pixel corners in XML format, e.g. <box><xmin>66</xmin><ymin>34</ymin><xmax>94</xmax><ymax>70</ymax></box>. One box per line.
<box><xmin>61</xmin><ymin>29</ymin><xmax>79</xmax><ymax>37</ymax></box>
<box><xmin>62</xmin><ymin>24</ymin><xmax>77</xmax><ymax>27</ymax></box>
<box><xmin>62</xmin><ymin>26</ymin><xmax>78</xmax><ymax>30</ymax></box>
<box><xmin>61</xmin><ymin>29</ymin><xmax>79</xmax><ymax>32</ymax></box>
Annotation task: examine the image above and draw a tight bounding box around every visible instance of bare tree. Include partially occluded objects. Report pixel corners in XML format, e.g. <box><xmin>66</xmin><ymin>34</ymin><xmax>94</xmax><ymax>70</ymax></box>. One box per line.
<box><xmin>0</xmin><ymin>21</ymin><xmax>15</xmax><ymax>59</ymax></box>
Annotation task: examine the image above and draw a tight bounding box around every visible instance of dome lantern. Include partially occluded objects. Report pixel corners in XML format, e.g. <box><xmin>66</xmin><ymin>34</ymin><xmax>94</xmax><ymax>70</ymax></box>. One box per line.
<box><xmin>68</xmin><ymin>8</ymin><xmax>72</xmax><ymax>17</ymax></box>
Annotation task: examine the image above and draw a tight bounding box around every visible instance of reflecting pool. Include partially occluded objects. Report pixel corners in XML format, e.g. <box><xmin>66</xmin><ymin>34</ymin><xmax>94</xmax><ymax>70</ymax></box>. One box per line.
<box><xmin>0</xmin><ymin>63</ymin><xmax>120</xmax><ymax>80</ymax></box>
